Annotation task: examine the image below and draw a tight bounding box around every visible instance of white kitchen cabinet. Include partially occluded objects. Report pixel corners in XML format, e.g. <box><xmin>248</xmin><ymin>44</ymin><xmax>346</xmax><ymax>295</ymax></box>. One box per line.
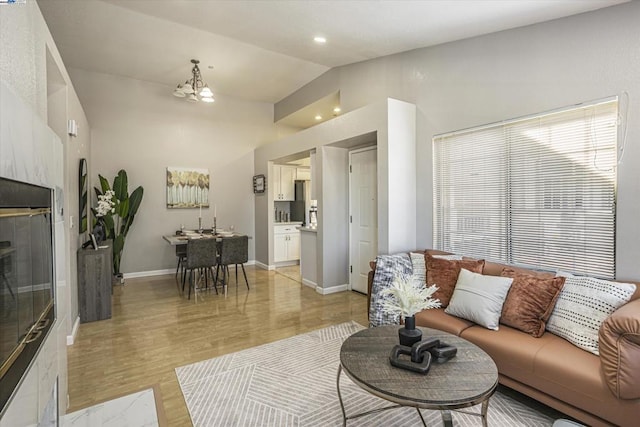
<box><xmin>273</xmin><ymin>165</ymin><xmax>296</xmax><ymax>201</ymax></box>
<box><xmin>296</xmin><ymin>167</ymin><xmax>311</xmax><ymax>181</ymax></box>
<box><xmin>274</xmin><ymin>224</ymin><xmax>301</xmax><ymax>262</ymax></box>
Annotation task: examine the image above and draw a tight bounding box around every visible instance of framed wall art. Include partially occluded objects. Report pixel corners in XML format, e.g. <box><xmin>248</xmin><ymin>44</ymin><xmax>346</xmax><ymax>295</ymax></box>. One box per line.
<box><xmin>166</xmin><ymin>167</ymin><xmax>210</xmax><ymax>208</ymax></box>
<box><xmin>253</xmin><ymin>174</ymin><xmax>265</xmax><ymax>193</ymax></box>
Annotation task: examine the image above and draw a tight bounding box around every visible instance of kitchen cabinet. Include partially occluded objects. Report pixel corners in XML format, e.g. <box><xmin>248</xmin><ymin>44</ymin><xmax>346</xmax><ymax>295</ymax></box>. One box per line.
<box><xmin>273</xmin><ymin>165</ymin><xmax>296</xmax><ymax>201</ymax></box>
<box><xmin>296</xmin><ymin>167</ymin><xmax>311</xmax><ymax>181</ymax></box>
<box><xmin>274</xmin><ymin>224</ymin><xmax>300</xmax><ymax>262</ymax></box>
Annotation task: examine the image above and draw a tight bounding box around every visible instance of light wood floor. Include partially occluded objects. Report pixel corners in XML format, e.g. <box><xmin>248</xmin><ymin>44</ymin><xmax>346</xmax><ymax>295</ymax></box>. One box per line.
<box><xmin>66</xmin><ymin>266</ymin><xmax>369</xmax><ymax>426</ymax></box>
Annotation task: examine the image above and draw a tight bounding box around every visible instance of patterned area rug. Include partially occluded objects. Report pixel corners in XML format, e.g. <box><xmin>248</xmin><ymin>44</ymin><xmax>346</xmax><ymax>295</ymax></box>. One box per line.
<box><xmin>176</xmin><ymin>322</ymin><xmax>553</xmax><ymax>426</ymax></box>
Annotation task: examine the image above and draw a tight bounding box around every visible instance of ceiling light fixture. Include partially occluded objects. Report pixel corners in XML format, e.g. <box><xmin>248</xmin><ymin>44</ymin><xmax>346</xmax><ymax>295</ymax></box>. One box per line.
<box><xmin>173</xmin><ymin>59</ymin><xmax>215</xmax><ymax>103</ymax></box>
<box><xmin>315</xmin><ymin>115</ymin><xmax>322</xmax><ymax>121</ymax></box>
<box><xmin>333</xmin><ymin>106</ymin><xmax>341</xmax><ymax>113</ymax></box>
<box><xmin>313</xmin><ymin>36</ymin><xmax>327</xmax><ymax>44</ymax></box>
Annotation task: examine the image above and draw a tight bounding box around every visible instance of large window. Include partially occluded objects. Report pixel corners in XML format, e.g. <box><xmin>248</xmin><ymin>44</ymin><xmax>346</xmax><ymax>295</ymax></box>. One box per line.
<box><xmin>433</xmin><ymin>99</ymin><xmax>618</xmax><ymax>278</ymax></box>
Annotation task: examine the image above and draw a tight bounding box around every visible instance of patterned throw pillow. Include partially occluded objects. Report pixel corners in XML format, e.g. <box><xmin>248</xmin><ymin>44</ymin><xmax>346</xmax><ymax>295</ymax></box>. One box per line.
<box><xmin>369</xmin><ymin>253</ymin><xmax>413</xmax><ymax>327</ymax></box>
<box><xmin>546</xmin><ymin>276</ymin><xmax>636</xmax><ymax>355</ymax></box>
<box><xmin>409</xmin><ymin>252</ymin><xmax>426</xmax><ymax>283</ymax></box>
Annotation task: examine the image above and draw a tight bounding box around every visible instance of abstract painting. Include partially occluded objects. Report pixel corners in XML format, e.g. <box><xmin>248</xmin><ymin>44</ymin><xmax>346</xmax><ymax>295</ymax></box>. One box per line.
<box><xmin>166</xmin><ymin>167</ymin><xmax>209</xmax><ymax>208</ymax></box>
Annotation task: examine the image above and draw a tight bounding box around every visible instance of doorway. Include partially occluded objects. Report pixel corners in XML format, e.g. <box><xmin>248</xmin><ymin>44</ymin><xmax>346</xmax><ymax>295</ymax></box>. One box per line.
<box><xmin>349</xmin><ymin>147</ymin><xmax>378</xmax><ymax>294</ymax></box>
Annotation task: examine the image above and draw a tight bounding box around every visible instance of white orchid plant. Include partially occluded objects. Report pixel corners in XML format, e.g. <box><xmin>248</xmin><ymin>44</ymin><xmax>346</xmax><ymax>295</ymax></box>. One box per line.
<box><xmin>95</xmin><ymin>190</ymin><xmax>116</xmax><ymax>217</ymax></box>
<box><xmin>379</xmin><ymin>275</ymin><xmax>441</xmax><ymax>318</ymax></box>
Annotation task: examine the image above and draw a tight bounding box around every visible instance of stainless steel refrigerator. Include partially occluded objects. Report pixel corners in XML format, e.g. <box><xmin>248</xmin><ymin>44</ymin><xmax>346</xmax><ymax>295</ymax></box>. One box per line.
<box><xmin>291</xmin><ymin>180</ymin><xmax>310</xmax><ymax>225</ymax></box>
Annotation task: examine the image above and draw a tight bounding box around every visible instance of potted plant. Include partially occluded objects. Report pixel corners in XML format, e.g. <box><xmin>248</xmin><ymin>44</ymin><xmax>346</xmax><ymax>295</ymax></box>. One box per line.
<box><xmin>92</xmin><ymin>169</ymin><xmax>144</xmax><ymax>282</ymax></box>
<box><xmin>380</xmin><ymin>275</ymin><xmax>440</xmax><ymax>346</ymax></box>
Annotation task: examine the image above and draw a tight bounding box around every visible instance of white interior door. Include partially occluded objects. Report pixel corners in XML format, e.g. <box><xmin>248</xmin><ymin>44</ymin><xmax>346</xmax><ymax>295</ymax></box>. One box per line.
<box><xmin>349</xmin><ymin>148</ymin><xmax>377</xmax><ymax>294</ymax></box>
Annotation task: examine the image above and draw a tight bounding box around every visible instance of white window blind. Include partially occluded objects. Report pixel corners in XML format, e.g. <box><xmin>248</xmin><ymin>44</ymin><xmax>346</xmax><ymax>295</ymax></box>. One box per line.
<box><xmin>433</xmin><ymin>99</ymin><xmax>618</xmax><ymax>278</ymax></box>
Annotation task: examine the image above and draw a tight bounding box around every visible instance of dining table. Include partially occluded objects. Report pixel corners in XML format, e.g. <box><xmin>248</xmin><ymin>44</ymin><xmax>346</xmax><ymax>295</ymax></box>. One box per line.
<box><xmin>162</xmin><ymin>231</ymin><xmax>250</xmax><ymax>246</ymax></box>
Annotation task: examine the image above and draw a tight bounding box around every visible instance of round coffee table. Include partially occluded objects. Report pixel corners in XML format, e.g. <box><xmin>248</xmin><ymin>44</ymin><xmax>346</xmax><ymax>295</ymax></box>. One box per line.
<box><xmin>337</xmin><ymin>325</ymin><xmax>498</xmax><ymax>426</ymax></box>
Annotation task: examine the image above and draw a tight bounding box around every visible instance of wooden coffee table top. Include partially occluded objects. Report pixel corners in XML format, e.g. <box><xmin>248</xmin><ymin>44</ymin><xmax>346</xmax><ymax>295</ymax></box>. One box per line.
<box><xmin>340</xmin><ymin>326</ymin><xmax>498</xmax><ymax>410</ymax></box>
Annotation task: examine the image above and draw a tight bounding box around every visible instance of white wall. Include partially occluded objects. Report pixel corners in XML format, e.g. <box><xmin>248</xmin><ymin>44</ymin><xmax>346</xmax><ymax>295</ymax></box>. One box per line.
<box><xmin>69</xmin><ymin>69</ymin><xmax>278</xmax><ymax>274</ymax></box>
<box><xmin>275</xmin><ymin>2</ymin><xmax>640</xmax><ymax>281</ymax></box>
<box><xmin>254</xmin><ymin>99</ymin><xmax>417</xmax><ymax>291</ymax></box>
<box><xmin>0</xmin><ymin>0</ymin><xmax>88</xmax><ymax>421</ymax></box>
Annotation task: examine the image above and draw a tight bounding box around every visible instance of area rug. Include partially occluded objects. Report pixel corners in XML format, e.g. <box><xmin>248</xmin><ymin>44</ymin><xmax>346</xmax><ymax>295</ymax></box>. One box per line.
<box><xmin>176</xmin><ymin>321</ymin><xmax>553</xmax><ymax>426</ymax></box>
<box><xmin>62</xmin><ymin>386</ymin><xmax>165</xmax><ymax>426</ymax></box>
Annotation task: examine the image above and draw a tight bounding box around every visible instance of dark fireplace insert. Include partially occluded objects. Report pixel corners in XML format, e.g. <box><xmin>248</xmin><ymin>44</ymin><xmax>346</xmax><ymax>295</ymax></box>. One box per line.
<box><xmin>0</xmin><ymin>177</ymin><xmax>55</xmax><ymax>414</ymax></box>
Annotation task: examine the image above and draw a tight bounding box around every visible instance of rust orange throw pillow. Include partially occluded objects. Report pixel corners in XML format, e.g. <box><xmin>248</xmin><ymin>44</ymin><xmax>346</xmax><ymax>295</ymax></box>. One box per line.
<box><xmin>426</xmin><ymin>255</ymin><xmax>485</xmax><ymax>307</ymax></box>
<box><xmin>500</xmin><ymin>268</ymin><xmax>566</xmax><ymax>337</ymax></box>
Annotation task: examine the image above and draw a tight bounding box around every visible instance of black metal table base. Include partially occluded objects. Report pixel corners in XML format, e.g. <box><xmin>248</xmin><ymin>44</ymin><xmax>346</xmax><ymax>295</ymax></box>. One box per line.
<box><xmin>336</xmin><ymin>365</ymin><xmax>490</xmax><ymax>427</ymax></box>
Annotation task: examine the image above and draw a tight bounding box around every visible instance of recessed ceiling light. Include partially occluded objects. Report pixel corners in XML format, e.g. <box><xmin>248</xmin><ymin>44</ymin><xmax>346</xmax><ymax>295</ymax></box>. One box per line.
<box><xmin>314</xmin><ymin>36</ymin><xmax>327</xmax><ymax>44</ymax></box>
<box><xmin>333</xmin><ymin>107</ymin><xmax>341</xmax><ymax>113</ymax></box>
<box><xmin>315</xmin><ymin>115</ymin><xmax>322</xmax><ymax>121</ymax></box>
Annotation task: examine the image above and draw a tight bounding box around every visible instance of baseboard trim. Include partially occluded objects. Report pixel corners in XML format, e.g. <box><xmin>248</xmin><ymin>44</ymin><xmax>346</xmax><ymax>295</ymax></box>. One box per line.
<box><xmin>316</xmin><ymin>284</ymin><xmax>348</xmax><ymax>295</ymax></box>
<box><xmin>124</xmin><ymin>261</ymin><xmax>257</xmax><ymax>279</ymax></box>
<box><xmin>302</xmin><ymin>278</ymin><xmax>317</xmax><ymax>289</ymax></box>
<box><xmin>124</xmin><ymin>269</ymin><xmax>173</xmax><ymax>279</ymax></box>
<box><xmin>67</xmin><ymin>316</ymin><xmax>80</xmax><ymax>346</ymax></box>
<box><xmin>254</xmin><ymin>261</ymin><xmax>274</xmax><ymax>270</ymax></box>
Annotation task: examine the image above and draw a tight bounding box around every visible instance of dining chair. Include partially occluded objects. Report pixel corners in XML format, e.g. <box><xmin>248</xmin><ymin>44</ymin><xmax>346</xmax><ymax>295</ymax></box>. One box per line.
<box><xmin>184</xmin><ymin>237</ymin><xmax>219</xmax><ymax>299</ymax></box>
<box><xmin>175</xmin><ymin>244</ymin><xmax>187</xmax><ymax>279</ymax></box>
<box><xmin>218</xmin><ymin>235</ymin><xmax>249</xmax><ymax>290</ymax></box>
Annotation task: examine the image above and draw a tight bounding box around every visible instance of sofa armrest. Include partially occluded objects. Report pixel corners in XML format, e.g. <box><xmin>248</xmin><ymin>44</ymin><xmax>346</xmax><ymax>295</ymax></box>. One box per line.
<box><xmin>599</xmin><ymin>298</ymin><xmax>640</xmax><ymax>399</ymax></box>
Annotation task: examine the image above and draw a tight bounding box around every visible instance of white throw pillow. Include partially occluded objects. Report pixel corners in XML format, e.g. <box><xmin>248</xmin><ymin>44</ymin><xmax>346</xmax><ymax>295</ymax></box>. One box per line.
<box><xmin>409</xmin><ymin>252</ymin><xmax>426</xmax><ymax>283</ymax></box>
<box><xmin>546</xmin><ymin>276</ymin><xmax>636</xmax><ymax>355</ymax></box>
<box><xmin>445</xmin><ymin>269</ymin><xmax>513</xmax><ymax>330</ymax></box>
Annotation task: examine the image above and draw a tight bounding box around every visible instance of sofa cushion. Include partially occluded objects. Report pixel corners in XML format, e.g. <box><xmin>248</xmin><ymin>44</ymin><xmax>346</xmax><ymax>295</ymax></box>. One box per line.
<box><xmin>529</xmin><ymin>332</ymin><xmax>640</xmax><ymax>426</ymax></box>
<box><xmin>414</xmin><ymin>308</ymin><xmax>475</xmax><ymax>336</ymax></box>
<box><xmin>426</xmin><ymin>255</ymin><xmax>485</xmax><ymax>307</ymax></box>
<box><xmin>500</xmin><ymin>268</ymin><xmax>566</xmax><ymax>337</ymax></box>
<box><xmin>444</xmin><ymin>269</ymin><xmax>513</xmax><ymax>330</ymax></box>
<box><xmin>460</xmin><ymin>324</ymin><xmax>555</xmax><ymax>378</ymax></box>
<box><xmin>546</xmin><ymin>276</ymin><xmax>636</xmax><ymax>355</ymax></box>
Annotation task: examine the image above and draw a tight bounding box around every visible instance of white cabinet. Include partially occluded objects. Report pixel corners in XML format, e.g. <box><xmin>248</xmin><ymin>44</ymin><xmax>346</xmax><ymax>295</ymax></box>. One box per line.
<box><xmin>274</xmin><ymin>224</ymin><xmax>300</xmax><ymax>262</ymax></box>
<box><xmin>273</xmin><ymin>165</ymin><xmax>296</xmax><ymax>201</ymax></box>
<box><xmin>296</xmin><ymin>167</ymin><xmax>311</xmax><ymax>181</ymax></box>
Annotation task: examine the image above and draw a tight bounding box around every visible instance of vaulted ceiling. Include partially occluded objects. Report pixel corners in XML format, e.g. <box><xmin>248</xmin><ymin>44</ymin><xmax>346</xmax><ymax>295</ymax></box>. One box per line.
<box><xmin>39</xmin><ymin>0</ymin><xmax>627</xmax><ymax>124</ymax></box>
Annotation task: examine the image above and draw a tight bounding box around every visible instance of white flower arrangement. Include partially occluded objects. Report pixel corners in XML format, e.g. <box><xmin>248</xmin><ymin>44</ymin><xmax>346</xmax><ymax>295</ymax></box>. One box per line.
<box><xmin>95</xmin><ymin>190</ymin><xmax>116</xmax><ymax>217</ymax></box>
<box><xmin>379</xmin><ymin>275</ymin><xmax>441</xmax><ymax>318</ymax></box>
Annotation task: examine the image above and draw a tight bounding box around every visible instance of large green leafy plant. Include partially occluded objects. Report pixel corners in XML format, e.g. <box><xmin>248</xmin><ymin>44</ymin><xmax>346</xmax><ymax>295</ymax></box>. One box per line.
<box><xmin>92</xmin><ymin>169</ymin><xmax>144</xmax><ymax>276</ymax></box>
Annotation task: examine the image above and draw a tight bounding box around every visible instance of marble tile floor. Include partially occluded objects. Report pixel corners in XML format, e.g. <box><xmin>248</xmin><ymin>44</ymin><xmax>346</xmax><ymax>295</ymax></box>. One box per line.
<box><xmin>62</xmin><ymin>388</ymin><xmax>164</xmax><ymax>427</ymax></box>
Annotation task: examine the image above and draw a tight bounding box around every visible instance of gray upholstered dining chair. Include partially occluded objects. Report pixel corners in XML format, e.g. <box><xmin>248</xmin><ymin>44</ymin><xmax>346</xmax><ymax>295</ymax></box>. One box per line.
<box><xmin>175</xmin><ymin>244</ymin><xmax>187</xmax><ymax>279</ymax></box>
<box><xmin>218</xmin><ymin>235</ymin><xmax>249</xmax><ymax>290</ymax></box>
<box><xmin>184</xmin><ymin>237</ymin><xmax>219</xmax><ymax>299</ymax></box>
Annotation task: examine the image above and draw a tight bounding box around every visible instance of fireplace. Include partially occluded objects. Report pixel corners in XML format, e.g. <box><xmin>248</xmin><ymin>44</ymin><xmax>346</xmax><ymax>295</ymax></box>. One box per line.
<box><xmin>0</xmin><ymin>177</ymin><xmax>55</xmax><ymax>413</ymax></box>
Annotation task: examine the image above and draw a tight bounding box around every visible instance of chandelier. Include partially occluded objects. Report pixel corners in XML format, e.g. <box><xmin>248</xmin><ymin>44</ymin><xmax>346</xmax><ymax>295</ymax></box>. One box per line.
<box><xmin>173</xmin><ymin>59</ymin><xmax>214</xmax><ymax>103</ymax></box>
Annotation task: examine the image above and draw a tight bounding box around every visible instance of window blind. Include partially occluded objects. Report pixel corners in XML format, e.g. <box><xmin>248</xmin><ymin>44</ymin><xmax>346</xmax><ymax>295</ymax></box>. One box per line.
<box><xmin>433</xmin><ymin>99</ymin><xmax>618</xmax><ymax>278</ymax></box>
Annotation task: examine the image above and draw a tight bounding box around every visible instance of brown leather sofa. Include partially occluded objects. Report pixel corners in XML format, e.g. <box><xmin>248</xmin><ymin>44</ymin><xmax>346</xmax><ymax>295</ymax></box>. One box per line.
<box><xmin>367</xmin><ymin>250</ymin><xmax>640</xmax><ymax>427</ymax></box>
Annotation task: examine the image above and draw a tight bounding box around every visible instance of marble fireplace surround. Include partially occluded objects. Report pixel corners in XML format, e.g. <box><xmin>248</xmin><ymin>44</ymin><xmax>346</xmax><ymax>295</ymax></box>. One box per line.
<box><xmin>0</xmin><ymin>81</ymin><xmax>65</xmax><ymax>426</ymax></box>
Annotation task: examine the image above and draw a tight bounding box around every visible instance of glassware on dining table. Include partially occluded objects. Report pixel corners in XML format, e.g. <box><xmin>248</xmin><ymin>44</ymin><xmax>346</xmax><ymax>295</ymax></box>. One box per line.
<box><xmin>180</xmin><ymin>224</ymin><xmax>185</xmax><ymax>235</ymax></box>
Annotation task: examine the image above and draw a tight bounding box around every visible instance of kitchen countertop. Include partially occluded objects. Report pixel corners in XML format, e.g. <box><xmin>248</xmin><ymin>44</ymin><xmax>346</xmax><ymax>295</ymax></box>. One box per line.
<box><xmin>298</xmin><ymin>226</ymin><xmax>317</xmax><ymax>233</ymax></box>
<box><xmin>274</xmin><ymin>221</ymin><xmax>303</xmax><ymax>226</ymax></box>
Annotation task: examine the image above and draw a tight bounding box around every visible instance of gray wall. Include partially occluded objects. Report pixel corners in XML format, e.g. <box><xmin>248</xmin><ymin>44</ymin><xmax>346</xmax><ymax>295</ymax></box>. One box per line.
<box><xmin>70</xmin><ymin>69</ymin><xmax>279</xmax><ymax>274</ymax></box>
<box><xmin>275</xmin><ymin>2</ymin><xmax>640</xmax><ymax>281</ymax></box>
